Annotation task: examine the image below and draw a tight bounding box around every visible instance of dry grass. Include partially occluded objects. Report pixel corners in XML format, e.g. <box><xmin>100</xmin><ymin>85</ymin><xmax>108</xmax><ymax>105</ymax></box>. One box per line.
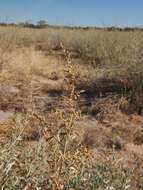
<box><xmin>0</xmin><ymin>26</ymin><xmax>143</xmax><ymax>189</ymax></box>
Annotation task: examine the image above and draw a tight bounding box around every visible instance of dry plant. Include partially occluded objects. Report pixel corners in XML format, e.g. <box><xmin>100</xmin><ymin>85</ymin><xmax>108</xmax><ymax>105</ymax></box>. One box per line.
<box><xmin>0</xmin><ymin>28</ymin><xmax>17</xmax><ymax>72</ymax></box>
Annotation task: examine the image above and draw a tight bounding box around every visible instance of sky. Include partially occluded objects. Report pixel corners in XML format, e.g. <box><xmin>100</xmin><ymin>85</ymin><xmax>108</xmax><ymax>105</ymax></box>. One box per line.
<box><xmin>0</xmin><ymin>0</ymin><xmax>143</xmax><ymax>27</ymax></box>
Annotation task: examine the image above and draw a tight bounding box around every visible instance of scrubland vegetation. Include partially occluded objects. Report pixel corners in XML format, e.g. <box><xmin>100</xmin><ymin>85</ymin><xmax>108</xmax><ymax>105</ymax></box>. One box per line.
<box><xmin>0</xmin><ymin>26</ymin><xmax>143</xmax><ymax>189</ymax></box>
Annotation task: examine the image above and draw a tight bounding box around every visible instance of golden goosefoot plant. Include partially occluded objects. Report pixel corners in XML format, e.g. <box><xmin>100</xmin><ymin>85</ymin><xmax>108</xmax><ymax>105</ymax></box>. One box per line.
<box><xmin>41</xmin><ymin>43</ymin><xmax>91</xmax><ymax>189</ymax></box>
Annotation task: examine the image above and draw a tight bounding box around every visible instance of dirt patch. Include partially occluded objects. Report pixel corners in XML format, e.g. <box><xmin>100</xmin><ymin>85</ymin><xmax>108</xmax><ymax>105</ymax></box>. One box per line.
<box><xmin>125</xmin><ymin>143</ymin><xmax>143</xmax><ymax>157</ymax></box>
<box><xmin>0</xmin><ymin>110</ymin><xmax>14</xmax><ymax>123</ymax></box>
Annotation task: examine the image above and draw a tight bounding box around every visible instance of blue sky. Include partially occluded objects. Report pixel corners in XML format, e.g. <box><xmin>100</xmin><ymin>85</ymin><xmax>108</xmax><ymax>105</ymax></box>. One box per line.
<box><xmin>0</xmin><ymin>0</ymin><xmax>143</xmax><ymax>27</ymax></box>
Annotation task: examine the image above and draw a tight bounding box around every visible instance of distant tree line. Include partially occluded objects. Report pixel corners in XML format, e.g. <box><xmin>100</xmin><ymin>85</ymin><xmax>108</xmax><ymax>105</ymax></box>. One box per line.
<box><xmin>0</xmin><ymin>20</ymin><xmax>143</xmax><ymax>31</ymax></box>
<box><xmin>18</xmin><ymin>20</ymin><xmax>49</xmax><ymax>28</ymax></box>
<box><xmin>0</xmin><ymin>20</ymin><xmax>49</xmax><ymax>28</ymax></box>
